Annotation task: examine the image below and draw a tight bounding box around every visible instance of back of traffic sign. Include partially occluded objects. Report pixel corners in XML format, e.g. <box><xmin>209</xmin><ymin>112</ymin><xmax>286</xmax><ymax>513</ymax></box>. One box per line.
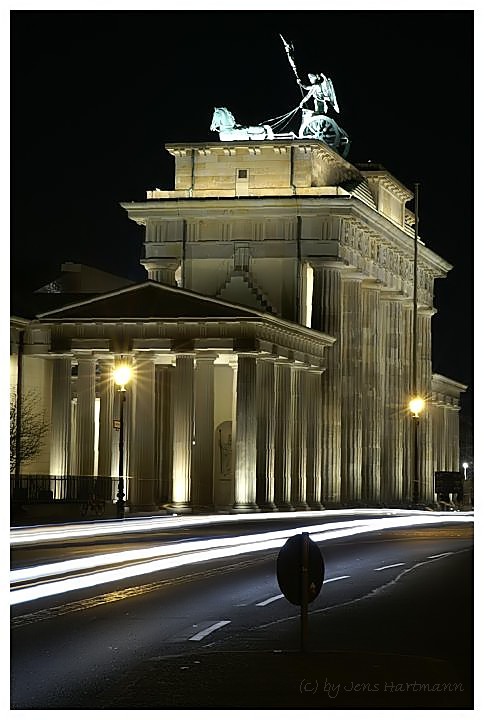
<box><xmin>276</xmin><ymin>532</ymin><xmax>325</xmax><ymax>606</ymax></box>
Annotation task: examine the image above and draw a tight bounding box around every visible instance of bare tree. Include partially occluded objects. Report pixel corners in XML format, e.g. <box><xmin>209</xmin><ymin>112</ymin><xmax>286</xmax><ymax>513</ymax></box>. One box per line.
<box><xmin>10</xmin><ymin>390</ymin><xmax>49</xmax><ymax>473</ymax></box>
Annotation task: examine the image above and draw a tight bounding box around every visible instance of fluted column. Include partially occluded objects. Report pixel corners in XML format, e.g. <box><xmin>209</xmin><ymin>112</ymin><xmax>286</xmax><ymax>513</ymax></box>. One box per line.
<box><xmin>192</xmin><ymin>354</ymin><xmax>216</xmax><ymax>509</ymax></box>
<box><xmin>381</xmin><ymin>297</ymin><xmax>404</xmax><ymax>504</ymax></box>
<box><xmin>361</xmin><ymin>285</ymin><xmax>381</xmax><ymax>504</ymax></box>
<box><xmin>291</xmin><ymin>365</ymin><xmax>309</xmax><ymax>509</ymax></box>
<box><xmin>306</xmin><ymin>370</ymin><xmax>324</xmax><ymax>509</ymax></box>
<box><xmin>97</xmin><ymin>359</ymin><xmax>114</xmax><ymax>478</ymax></box>
<box><xmin>313</xmin><ymin>265</ymin><xmax>342</xmax><ymax>506</ymax></box>
<box><xmin>418</xmin><ymin>311</ymin><xmax>434</xmax><ymax>502</ymax></box>
<box><xmin>273</xmin><ymin>361</ymin><xmax>293</xmax><ymax>511</ymax></box>
<box><xmin>233</xmin><ymin>355</ymin><xmax>258</xmax><ymax>511</ymax></box>
<box><xmin>171</xmin><ymin>354</ymin><xmax>194</xmax><ymax>509</ymax></box>
<box><xmin>75</xmin><ymin>357</ymin><xmax>96</xmax><ymax>477</ymax></box>
<box><xmin>129</xmin><ymin>356</ymin><xmax>156</xmax><ymax>509</ymax></box>
<box><xmin>256</xmin><ymin>358</ymin><xmax>276</xmax><ymax>510</ymax></box>
<box><xmin>449</xmin><ymin>409</ymin><xmax>460</xmax><ymax>471</ymax></box>
<box><xmin>49</xmin><ymin>358</ymin><xmax>72</xmax><ymax>481</ymax></box>
<box><xmin>439</xmin><ymin>406</ymin><xmax>448</xmax><ymax>469</ymax></box>
<box><xmin>341</xmin><ymin>276</ymin><xmax>363</xmax><ymax>503</ymax></box>
<box><xmin>154</xmin><ymin>364</ymin><xmax>173</xmax><ymax>505</ymax></box>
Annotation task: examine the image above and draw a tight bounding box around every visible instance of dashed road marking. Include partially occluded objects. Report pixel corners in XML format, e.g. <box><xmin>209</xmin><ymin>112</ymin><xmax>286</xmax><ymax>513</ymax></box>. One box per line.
<box><xmin>374</xmin><ymin>563</ymin><xmax>406</xmax><ymax>571</ymax></box>
<box><xmin>256</xmin><ymin>594</ymin><xmax>284</xmax><ymax>606</ymax></box>
<box><xmin>189</xmin><ymin>620</ymin><xmax>231</xmax><ymax>641</ymax></box>
<box><xmin>323</xmin><ymin>575</ymin><xmax>351</xmax><ymax>583</ymax></box>
<box><xmin>427</xmin><ymin>552</ymin><xmax>453</xmax><ymax>559</ymax></box>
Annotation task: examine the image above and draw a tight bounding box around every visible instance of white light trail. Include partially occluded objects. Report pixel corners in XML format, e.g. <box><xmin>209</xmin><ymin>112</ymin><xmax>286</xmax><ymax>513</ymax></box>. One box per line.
<box><xmin>12</xmin><ymin>508</ymin><xmax>471</xmax><ymax>546</ymax></box>
<box><xmin>10</xmin><ymin>513</ymin><xmax>472</xmax><ymax>606</ymax></box>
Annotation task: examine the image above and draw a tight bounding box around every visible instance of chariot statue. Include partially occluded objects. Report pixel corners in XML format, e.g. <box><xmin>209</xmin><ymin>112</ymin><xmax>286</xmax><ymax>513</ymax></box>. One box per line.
<box><xmin>210</xmin><ymin>35</ymin><xmax>350</xmax><ymax>158</ymax></box>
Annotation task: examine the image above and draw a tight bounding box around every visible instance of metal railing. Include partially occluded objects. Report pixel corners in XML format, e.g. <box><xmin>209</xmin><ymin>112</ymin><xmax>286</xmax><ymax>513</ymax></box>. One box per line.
<box><xmin>10</xmin><ymin>475</ymin><xmax>118</xmax><ymax>503</ymax></box>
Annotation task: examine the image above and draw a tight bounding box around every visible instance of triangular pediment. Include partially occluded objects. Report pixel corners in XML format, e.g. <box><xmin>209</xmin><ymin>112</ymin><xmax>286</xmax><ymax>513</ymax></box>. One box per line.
<box><xmin>37</xmin><ymin>281</ymin><xmax>263</xmax><ymax>321</ymax></box>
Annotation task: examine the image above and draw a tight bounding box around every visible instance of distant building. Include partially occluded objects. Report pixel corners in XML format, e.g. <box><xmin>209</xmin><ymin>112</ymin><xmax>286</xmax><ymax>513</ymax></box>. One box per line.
<box><xmin>10</xmin><ymin>141</ymin><xmax>466</xmax><ymax>511</ymax></box>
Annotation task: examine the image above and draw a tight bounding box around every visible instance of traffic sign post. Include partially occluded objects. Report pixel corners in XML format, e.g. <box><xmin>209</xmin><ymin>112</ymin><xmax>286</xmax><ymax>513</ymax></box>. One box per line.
<box><xmin>276</xmin><ymin>532</ymin><xmax>325</xmax><ymax>653</ymax></box>
<box><xmin>300</xmin><ymin>531</ymin><xmax>309</xmax><ymax>652</ymax></box>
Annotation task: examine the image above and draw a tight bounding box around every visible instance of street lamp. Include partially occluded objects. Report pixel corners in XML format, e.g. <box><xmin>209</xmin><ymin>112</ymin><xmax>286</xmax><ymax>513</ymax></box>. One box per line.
<box><xmin>113</xmin><ymin>364</ymin><xmax>132</xmax><ymax>519</ymax></box>
<box><xmin>462</xmin><ymin>462</ymin><xmax>469</xmax><ymax>481</ymax></box>
<box><xmin>409</xmin><ymin>395</ymin><xmax>425</xmax><ymax>505</ymax></box>
<box><xmin>410</xmin><ymin>182</ymin><xmax>423</xmax><ymax>507</ymax></box>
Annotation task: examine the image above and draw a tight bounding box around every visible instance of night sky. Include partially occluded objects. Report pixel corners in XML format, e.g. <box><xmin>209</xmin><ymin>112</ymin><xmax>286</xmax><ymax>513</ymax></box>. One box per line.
<box><xmin>11</xmin><ymin>10</ymin><xmax>473</xmax><ymax>408</ymax></box>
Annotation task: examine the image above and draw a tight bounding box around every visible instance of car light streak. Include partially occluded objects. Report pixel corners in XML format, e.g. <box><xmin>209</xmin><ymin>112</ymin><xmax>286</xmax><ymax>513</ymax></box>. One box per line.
<box><xmin>11</xmin><ymin>519</ymin><xmax>372</xmax><ymax>584</ymax></box>
<box><xmin>11</xmin><ymin>508</ymin><xmax>472</xmax><ymax>546</ymax></box>
<box><xmin>10</xmin><ymin>514</ymin><xmax>472</xmax><ymax>606</ymax></box>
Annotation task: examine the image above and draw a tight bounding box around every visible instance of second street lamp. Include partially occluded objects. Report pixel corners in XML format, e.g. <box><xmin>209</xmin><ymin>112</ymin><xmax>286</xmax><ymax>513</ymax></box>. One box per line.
<box><xmin>409</xmin><ymin>395</ymin><xmax>425</xmax><ymax>506</ymax></box>
<box><xmin>113</xmin><ymin>364</ymin><xmax>132</xmax><ymax>519</ymax></box>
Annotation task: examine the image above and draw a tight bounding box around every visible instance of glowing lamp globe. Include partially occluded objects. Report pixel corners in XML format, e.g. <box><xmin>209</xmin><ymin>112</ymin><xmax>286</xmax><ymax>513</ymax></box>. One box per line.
<box><xmin>408</xmin><ymin>396</ymin><xmax>425</xmax><ymax>417</ymax></box>
<box><xmin>113</xmin><ymin>365</ymin><xmax>132</xmax><ymax>389</ymax></box>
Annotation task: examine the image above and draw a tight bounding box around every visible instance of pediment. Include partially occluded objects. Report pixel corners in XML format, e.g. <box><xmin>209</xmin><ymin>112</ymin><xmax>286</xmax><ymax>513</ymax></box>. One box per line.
<box><xmin>37</xmin><ymin>281</ymin><xmax>263</xmax><ymax>321</ymax></box>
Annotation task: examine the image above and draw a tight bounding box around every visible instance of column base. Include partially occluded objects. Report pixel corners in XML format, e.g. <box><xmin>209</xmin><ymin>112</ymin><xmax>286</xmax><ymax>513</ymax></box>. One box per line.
<box><xmin>292</xmin><ymin>500</ymin><xmax>311</xmax><ymax>511</ymax></box>
<box><xmin>275</xmin><ymin>502</ymin><xmax>295</xmax><ymax>512</ymax></box>
<box><xmin>308</xmin><ymin>502</ymin><xmax>325</xmax><ymax>511</ymax></box>
<box><xmin>257</xmin><ymin>501</ymin><xmax>278</xmax><ymax>512</ymax></box>
<box><xmin>232</xmin><ymin>502</ymin><xmax>260</xmax><ymax>513</ymax></box>
<box><xmin>163</xmin><ymin>502</ymin><xmax>193</xmax><ymax>514</ymax></box>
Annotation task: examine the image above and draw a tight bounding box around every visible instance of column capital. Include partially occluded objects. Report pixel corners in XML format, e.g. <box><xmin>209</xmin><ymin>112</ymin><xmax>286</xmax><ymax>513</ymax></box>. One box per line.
<box><xmin>195</xmin><ymin>352</ymin><xmax>219</xmax><ymax>365</ymax></box>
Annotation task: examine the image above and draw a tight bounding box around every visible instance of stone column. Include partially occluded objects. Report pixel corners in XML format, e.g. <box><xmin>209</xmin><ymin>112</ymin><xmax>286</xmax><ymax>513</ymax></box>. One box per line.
<box><xmin>435</xmin><ymin>404</ymin><xmax>446</xmax><ymax>470</ymax></box>
<box><xmin>418</xmin><ymin>311</ymin><xmax>434</xmax><ymax>502</ymax></box>
<box><xmin>233</xmin><ymin>355</ymin><xmax>258</xmax><ymax>511</ymax></box>
<box><xmin>192</xmin><ymin>354</ymin><xmax>216</xmax><ymax>510</ymax></box>
<box><xmin>75</xmin><ymin>357</ymin><xmax>96</xmax><ymax>477</ymax></box>
<box><xmin>154</xmin><ymin>364</ymin><xmax>173</xmax><ymax>505</ymax></box>
<box><xmin>291</xmin><ymin>365</ymin><xmax>309</xmax><ymax>509</ymax></box>
<box><xmin>171</xmin><ymin>354</ymin><xmax>194</xmax><ymax>510</ymax></box>
<box><xmin>49</xmin><ymin>357</ymin><xmax>72</xmax><ymax>481</ymax></box>
<box><xmin>361</xmin><ymin>285</ymin><xmax>381</xmax><ymax>504</ymax></box>
<box><xmin>341</xmin><ymin>275</ymin><xmax>363</xmax><ymax>503</ymax></box>
<box><xmin>256</xmin><ymin>358</ymin><xmax>276</xmax><ymax>510</ymax></box>
<box><xmin>306</xmin><ymin>369</ymin><xmax>324</xmax><ymax>509</ymax></box>
<box><xmin>449</xmin><ymin>409</ymin><xmax>460</xmax><ymax>471</ymax></box>
<box><xmin>273</xmin><ymin>361</ymin><xmax>293</xmax><ymax>511</ymax></box>
<box><xmin>129</xmin><ymin>356</ymin><xmax>156</xmax><ymax>509</ymax></box>
<box><xmin>97</xmin><ymin>359</ymin><xmax>114</xmax><ymax>479</ymax></box>
<box><xmin>313</xmin><ymin>265</ymin><xmax>342</xmax><ymax>507</ymax></box>
<box><xmin>380</xmin><ymin>297</ymin><xmax>404</xmax><ymax>504</ymax></box>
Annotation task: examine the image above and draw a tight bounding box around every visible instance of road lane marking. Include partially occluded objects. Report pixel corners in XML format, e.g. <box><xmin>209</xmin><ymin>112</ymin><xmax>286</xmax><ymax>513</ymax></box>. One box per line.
<box><xmin>256</xmin><ymin>594</ymin><xmax>284</xmax><ymax>606</ymax></box>
<box><xmin>323</xmin><ymin>575</ymin><xmax>351</xmax><ymax>583</ymax></box>
<box><xmin>427</xmin><ymin>552</ymin><xmax>453</xmax><ymax>559</ymax></box>
<box><xmin>253</xmin><ymin>547</ymin><xmax>472</xmax><ymax>632</ymax></box>
<box><xmin>374</xmin><ymin>563</ymin><xmax>406</xmax><ymax>571</ymax></box>
<box><xmin>189</xmin><ymin>620</ymin><xmax>230</xmax><ymax>641</ymax></box>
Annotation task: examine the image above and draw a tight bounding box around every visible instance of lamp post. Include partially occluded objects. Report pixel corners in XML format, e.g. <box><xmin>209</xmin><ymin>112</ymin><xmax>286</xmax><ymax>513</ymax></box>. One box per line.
<box><xmin>409</xmin><ymin>182</ymin><xmax>424</xmax><ymax>507</ymax></box>
<box><xmin>462</xmin><ymin>462</ymin><xmax>468</xmax><ymax>481</ymax></box>
<box><xmin>113</xmin><ymin>364</ymin><xmax>132</xmax><ymax>519</ymax></box>
<box><xmin>409</xmin><ymin>395</ymin><xmax>425</xmax><ymax>505</ymax></box>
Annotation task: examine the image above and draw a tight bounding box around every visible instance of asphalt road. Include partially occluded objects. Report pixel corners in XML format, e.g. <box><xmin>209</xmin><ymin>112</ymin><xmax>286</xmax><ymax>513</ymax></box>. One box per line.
<box><xmin>10</xmin><ymin>517</ymin><xmax>473</xmax><ymax>710</ymax></box>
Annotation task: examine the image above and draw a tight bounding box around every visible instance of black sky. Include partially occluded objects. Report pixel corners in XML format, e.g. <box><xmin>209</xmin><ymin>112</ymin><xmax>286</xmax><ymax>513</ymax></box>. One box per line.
<box><xmin>11</xmin><ymin>9</ymin><xmax>474</xmax><ymax>398</ymax></box>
